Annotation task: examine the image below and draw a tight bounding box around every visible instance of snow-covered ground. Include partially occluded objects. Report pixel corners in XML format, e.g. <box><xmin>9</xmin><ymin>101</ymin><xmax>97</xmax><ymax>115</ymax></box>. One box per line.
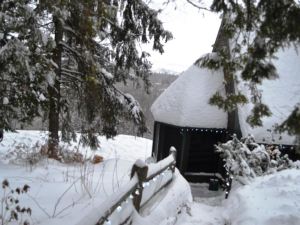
<box><xmin>176</xmin><ymin>169</ymin><xmax>300</xmax><ymax>225</ymax></box>
<box><xmin>0</xmin><ymin>131</ymin><xmax>154</xmax><ymax>225</ymax></box>
<box><xmin>1</xmin><ymin>131</ymin><xmax>300</xmax><ymax>225</ymax></box>
<box><xmin>0</xmin><ymin>130</ymin><xmax>192</xmax><ymax>225</ymax></box>
<box><xmin>225</xmin><ymin>169</ymin><xmax>300</xmax><ymax>225</ymax></box>
<box><xmin>0</xmin><ymin>130</ymin><xmax>152</xmax><ymax>163</ymax></box>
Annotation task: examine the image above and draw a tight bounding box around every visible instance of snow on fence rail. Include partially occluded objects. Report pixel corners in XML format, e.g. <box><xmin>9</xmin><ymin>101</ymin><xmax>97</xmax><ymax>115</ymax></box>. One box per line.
<box><xmin>76</xmin><ymin>147</ymin><xmax>177</xmax><ymax>225</ymax></box>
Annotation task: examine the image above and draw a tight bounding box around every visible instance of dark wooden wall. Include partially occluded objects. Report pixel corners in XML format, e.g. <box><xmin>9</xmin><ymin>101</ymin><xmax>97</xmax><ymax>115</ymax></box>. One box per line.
<box><xmin>152</xmin><ymin>122</ymin><xmax>231</xmax><ymax>182</ymax></box>
<box><xmin>153</xmin><ymin>122</ymin><xmax>183</xmax><ymax>167</ymax></box>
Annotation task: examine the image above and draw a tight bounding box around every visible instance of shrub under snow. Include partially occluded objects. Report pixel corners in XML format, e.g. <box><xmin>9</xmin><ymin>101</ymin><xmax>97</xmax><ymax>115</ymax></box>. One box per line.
<box><xmin>216</xmin><ymin>135</ymin><xmax>299</xmax><ymax>184</ymax></box>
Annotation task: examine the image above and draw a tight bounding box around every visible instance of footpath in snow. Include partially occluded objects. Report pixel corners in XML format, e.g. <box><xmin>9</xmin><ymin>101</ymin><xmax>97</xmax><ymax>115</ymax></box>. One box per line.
<box><xmin>174</xmin><ymin>183</ymin><xmax>225</xmax><ymax>225</ymax></box>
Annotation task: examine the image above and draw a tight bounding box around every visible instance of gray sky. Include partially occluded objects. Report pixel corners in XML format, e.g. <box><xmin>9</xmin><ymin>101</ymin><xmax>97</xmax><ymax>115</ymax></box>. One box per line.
<box><xmin>147</xmin><ymin>1</ymin><xmax>221</xmax><ymax>74</ymax></box>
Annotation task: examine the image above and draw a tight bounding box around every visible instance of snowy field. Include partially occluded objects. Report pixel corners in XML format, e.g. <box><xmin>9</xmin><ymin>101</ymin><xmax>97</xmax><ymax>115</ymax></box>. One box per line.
<box><xmin>1</xmin><ymin>130</ymin><xmax>300</xmax><ymax>225</ymax></box>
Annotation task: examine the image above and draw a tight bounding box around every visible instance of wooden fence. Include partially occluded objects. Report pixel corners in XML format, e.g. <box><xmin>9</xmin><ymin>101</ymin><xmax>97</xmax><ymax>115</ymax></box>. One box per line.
<box><xmin>76</xmin><ymin>147</ymin><xmax>177</xmax><ymax>225</ymax></box>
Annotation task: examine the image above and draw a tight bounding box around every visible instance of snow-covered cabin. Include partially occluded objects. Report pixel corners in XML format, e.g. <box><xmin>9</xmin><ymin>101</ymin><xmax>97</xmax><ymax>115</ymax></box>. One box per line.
<box><xmin>151</xmin><ymin>65</ymin><xmax>231</xmax><ymax>182</ymax></box>
<box><xmin>151</xmin><ymin>20</ymin><xmax>300</xmax><ymax>182</ymax></box>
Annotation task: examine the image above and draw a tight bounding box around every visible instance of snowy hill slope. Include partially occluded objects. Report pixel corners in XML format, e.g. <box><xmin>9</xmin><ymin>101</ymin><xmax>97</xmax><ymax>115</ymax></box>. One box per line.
<box><xmin>0</xmin><ymin>130</ymin><xmax>191</xmax><ymax>225</ymax></box>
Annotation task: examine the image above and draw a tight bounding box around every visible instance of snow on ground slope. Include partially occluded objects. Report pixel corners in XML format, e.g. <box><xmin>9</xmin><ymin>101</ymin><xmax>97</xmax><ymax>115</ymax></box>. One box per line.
<box><xmin>176</xmin><ymin>169</ymin><xmax>300</xmax><ymax>225</ymax></box>
<box><xmin>0</xmin><ymin>130</ymin><xmax>192</xmax><ymax>225</ymax></box>
<box><xmin>225</xmin><ymin>168</ymin><xmax>300</xmax><ymax>225</ymax></box>
<box><xmin>0</xmin><ymin>131</ymin><xmax>153</xmax><ymax>224</ymax></box>
<box><xmin>0</xmin><ymin>130</ymin><xmax>152</xmax><ymax>162</ymax></box>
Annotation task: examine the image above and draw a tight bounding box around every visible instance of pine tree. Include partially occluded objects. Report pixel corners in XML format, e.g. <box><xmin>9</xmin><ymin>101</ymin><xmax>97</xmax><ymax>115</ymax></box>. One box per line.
<box><xmin>0</xmin><ymin>0</ymin><xmax>172</xmax><ymax>159</ymax></box>
<box><xmin>190</xmin><ymin>0</ymin><xmax>300</xmax><ymax>137</ymax></box>
<box><xmin>0</xmin><ymin>0</ymin><xmax>49</xmax><ymax>131</ymax></box>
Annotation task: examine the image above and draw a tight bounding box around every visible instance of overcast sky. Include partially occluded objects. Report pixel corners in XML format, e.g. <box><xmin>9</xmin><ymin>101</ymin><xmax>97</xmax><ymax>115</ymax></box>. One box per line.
<box><xmin>147</xmin><ymin>1</ymin><xmax>221</xmax><ymax>74</ymax></box>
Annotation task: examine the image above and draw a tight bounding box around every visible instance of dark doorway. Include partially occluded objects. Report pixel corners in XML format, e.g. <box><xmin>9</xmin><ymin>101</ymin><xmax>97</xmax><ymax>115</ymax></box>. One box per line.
<box><xmin>186</xmin><ymin>129</ymin><xmax>228</xmax><ymax>174</ymax></box>
<box><xmin>152</xmin><ymin>122</ymin><xmax>230</xmax><ymax>182</ymax></box>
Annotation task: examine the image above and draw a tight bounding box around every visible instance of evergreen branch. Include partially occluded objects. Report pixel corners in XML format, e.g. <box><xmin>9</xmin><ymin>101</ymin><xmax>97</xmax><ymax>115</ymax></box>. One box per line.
<box><xmin>49</xmin><ymin>60</ymin><xmax>59</xmax><ymax>69</ymax></box>
<box><xmin>62</xmin><ymin>25</ymin><xmax>75</xmax><ymax>35</ymax></box>
<box><xmin>61</xmin><ymin>68</ymin><xmax>83</xmax><ymax>76</ymax></box>
<box><xmin>186</xmin><ymin>0</ymin><xmax>211</xmax><ymax>11</ymax></box>
<box><xmin>61</xmin><ymin>71</ymin><xmax>83</xmax><ymax>83</ymax></box>
<box><xmin>59</xmin><ymin>42</ymin><xmax>81</xmax><ymax>58</ymax></box>
<box><xmin>37</xmin><ymin>21</ymin><xmax>54</xmax><ymax>28</ymax></box>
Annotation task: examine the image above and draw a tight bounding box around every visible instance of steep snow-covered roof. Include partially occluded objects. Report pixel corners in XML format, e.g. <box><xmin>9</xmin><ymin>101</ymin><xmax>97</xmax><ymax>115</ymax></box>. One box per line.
<box><xmin>151</xmin><ymin>64</ymin><xmax>227</xmax><ymax>128</ymax></box>
<box><xmin>238</xmin><ymin>47</ymin><xmax>300</xmax><ymax>145</ymax></box>
<box><xmin>151</xmin><ymin>41</ymin><xmax>299</xmax><ymax>145</ymax></box>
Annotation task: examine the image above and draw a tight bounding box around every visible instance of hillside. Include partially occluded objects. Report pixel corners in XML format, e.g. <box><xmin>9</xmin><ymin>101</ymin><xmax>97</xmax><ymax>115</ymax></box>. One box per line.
<box><xmin>116</xmin><ymin>73</ymin><xmax>178</xmax><ymax>138</ymax></box>
<box><xmin>16</xmin><ymin>73</ymin><xmax>177</xmax><ymax>139</ymax></box>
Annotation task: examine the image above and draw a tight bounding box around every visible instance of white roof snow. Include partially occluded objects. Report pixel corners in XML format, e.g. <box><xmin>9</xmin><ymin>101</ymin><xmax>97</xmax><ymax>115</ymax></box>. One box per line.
<box><xmin>151</xmin><ymin>46</ymin><xmax>299</xmax><ymax>145</ymax></box>
<box><xmin>238</xmin><ymin>47</ymin><xmax>300</xmax><ymax>145</ymax></box>
<box><xmin>151</xmin><ymin>64</ymin><xmax>228</xmax><ymax>128</ymax></box>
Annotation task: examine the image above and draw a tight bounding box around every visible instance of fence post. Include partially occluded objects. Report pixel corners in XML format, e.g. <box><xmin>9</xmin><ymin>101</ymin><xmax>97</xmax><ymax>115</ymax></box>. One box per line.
<box><xmin>169</xmin><ymin>146</ymin><xmax>177</xmax><ymax>173</ymax></box>
<box><xmin>130</xmin><ymin>159</ymin><xmax>148</xmax><ymax>212</ymax></box>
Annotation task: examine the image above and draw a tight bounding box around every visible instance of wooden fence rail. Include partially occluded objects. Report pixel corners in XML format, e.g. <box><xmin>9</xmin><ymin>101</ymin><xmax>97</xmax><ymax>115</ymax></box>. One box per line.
<box><xmin>76</xmin><ymin>147</ymin><xmax>177</xmax><ymax>225</ymax></box>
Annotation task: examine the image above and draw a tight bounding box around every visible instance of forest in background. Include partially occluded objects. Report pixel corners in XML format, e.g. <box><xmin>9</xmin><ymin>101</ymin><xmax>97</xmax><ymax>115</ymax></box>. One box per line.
<box><xmin>15</xmin><ymin>73</ymin><xmax>177</xmax><ymax>139</ymax></box>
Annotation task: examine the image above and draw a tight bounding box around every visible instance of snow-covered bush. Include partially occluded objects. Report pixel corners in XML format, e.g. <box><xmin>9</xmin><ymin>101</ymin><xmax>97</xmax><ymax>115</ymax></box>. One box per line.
<box><xmin>216</xmin><ymin>135</ymin><xmax>298</xmax><ymax>184</ymax></box>
<box><xmin>3</xmin><ymin>141</ymin><xmax>45</xmax><ymax>169</ymax></box>
<box><xmin>58</xmin><ymin>145</ymin><xmax>84</xmax><ymax>164</ymax></box>
<box><xmin>3</xmin><ymin>141</ymin><xmax>84</xmax><ymax>167</ymax></box>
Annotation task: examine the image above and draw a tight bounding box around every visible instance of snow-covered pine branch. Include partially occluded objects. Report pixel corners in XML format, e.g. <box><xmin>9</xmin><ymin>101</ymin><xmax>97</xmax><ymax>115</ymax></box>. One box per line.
<box><xmin>216</xmin><ymin>135</ymin><xmax>298</xmax><ymax>184</ymax></box>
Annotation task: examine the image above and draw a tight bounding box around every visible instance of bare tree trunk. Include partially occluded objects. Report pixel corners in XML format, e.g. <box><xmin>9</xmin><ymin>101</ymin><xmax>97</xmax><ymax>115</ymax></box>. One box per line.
<box><xmin>48</xmin><ymin>16</ymin><xmax>63</xmax><ymax>160</ymax></box>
